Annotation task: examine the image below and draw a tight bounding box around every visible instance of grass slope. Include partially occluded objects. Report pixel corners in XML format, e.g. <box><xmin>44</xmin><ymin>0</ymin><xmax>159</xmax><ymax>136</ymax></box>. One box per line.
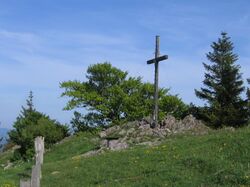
<box><xmin>1</xmin><ymin>127</ymin><xmax>250</xmax><ymax>187</ymax></box>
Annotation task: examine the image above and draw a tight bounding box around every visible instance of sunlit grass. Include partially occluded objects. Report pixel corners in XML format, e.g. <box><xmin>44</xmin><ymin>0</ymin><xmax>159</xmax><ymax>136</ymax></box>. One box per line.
<box><xmin>1</xmin><ymin>127</ymin><xmax>250</xmax><ymax>186</ymax></box>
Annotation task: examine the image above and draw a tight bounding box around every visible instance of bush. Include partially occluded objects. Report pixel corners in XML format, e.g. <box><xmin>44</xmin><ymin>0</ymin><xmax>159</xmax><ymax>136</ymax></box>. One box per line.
<box><xmin>160</xmin><ymin>95</ymin><xmax>189</xmax><ymax>119</ymax></box>
<box><xmin>29</xmin><ymin>117</ymin><xmax>69</xmax><ymax>146</ymax></box>
<box><xmin>8</xmin><ymin>91</ymin><xmax>69</xmax><ymax>160</ymax></box>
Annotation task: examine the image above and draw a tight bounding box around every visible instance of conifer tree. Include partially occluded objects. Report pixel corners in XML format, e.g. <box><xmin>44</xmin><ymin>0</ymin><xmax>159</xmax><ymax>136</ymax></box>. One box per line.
<box><xmin>27</xmin><ymin>91</ymin><xmax>34</xmax><ymax>112</ymax></box>
<box><xmin>9</xmin><ymin>91</ymin><xmax>69</xmax><ymax>160</ymax></box>
<box><xmin>195</xmin><ymin>32</ymin><xmax>248</xmax><ymax>128</ymax></box>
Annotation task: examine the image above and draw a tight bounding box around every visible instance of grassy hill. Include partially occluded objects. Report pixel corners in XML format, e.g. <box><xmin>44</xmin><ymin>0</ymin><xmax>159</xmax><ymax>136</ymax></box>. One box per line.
<box><xmin>0</xmin><ymin>126</ymin><xmax>250</xmax><ymax>187</ymax></box>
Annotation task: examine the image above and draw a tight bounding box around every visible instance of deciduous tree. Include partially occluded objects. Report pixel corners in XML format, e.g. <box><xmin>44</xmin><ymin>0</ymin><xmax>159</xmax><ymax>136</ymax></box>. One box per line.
<box><xmin>61</xmin><ymin>62</ymin><xmax>188</xmax><ymax>131</ymax></box>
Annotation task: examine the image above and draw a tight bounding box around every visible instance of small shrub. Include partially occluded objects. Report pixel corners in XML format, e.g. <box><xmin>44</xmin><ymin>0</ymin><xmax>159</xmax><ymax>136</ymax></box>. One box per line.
<box><xmin>8</xmin><ymin>91</ymin><xmax>69</xmax><ymax>160</ymax></box>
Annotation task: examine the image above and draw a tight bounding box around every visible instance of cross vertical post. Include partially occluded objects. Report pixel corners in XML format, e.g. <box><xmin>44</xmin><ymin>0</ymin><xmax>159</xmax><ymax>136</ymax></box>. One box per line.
<box><xmin>154</xmin><ymin>36</ymin><xmax>160</xmax><ymax>126</ymax></box>
<box><xmin>147</xmin><ymin>36</ymin><xmax>168</xmax><ymax>127</ymax></box>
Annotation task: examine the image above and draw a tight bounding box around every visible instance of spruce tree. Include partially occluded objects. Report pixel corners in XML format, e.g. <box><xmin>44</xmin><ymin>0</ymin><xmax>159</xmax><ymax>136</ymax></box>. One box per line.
<box><xmin>26</xmin><ymin>91</ymin><xmax>34</xmax><ymax>112</ymax></box>
<box><xmin>195</xmin><ymin>32</ymin><xmax>248</xmax><ymax>128</ymax></box>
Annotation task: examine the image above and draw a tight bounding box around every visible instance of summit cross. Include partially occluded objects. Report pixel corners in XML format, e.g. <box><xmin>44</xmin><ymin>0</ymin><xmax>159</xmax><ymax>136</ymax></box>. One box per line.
<box><xmin>147</xmin><ymin>35</ymin><xmax>168</xmax><ymax>127</ymax></box>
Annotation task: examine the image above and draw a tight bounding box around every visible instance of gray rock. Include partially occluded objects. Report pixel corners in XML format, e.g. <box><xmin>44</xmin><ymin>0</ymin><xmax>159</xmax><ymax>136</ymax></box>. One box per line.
<box><xmin>161</xmin><ymin>115</ymin><xmax>176</xmax><ymax>130</ymax></box>
<box><xmin>118</xmin><ymin>129</ymin><xmax>127</xmax><ymax>136</ymax></box>
<box><xmin>100</xmin><ymin>139</ymin><xmax>108</xmax><ymax>147</ymax></box>
<box><xmin>137</xmin><ymin>141</ymin><xmax>160</xmax><ymax>146</ymax></box>
<box><xmin>105</xmin><ymin>125</ymin><xmax>121</xmax><ymax>136</ymax></box>
<box><xmin>138</xmin><ymin>129</ymin><xmax>153</xmax><ymax>136</ymax></box>
<box><xmin>182</xmin><ymin>115</ymin><xmax>199</xmax><ymax>127</ymax></box>
<box><xmin>138</xmin><ymin>123</ymin><xmax>151</xmax><ymax>130</ymax></box>
<box><xmin>108</xmin><ymin>139</ymin><xmax>128</xmax><ymax>150</ymax></box>
<box><xmin>126</xmin><ymin>128</ymin><xmax>135</xmax><ymax>135</ymax></box>
<box><xmin>99</xmin><ymin>131</ymin><xmax>107</xmax><ymax>138</ymax></box>
<box><xmin>82</xmin><ymin>150</ymin><xmax>99</xmax><ymax>157</ymax></box>
<box><xmin>124</xmin><ymin>121</ymin><xmax>139</xmax><ymax>129</ymax></box>
<box><xmin>152</xmin><ymin>129</ymin><xmax>165</xmax><ymax>138</ymax></box>
<box><xmin>3</xmin><ymin>161</ymin><xmax>13</xmax><ymax>170</ymax></box>
<box><xmin>93</xmin><ymin>115</ymin><xmax>208</xmax><ymax>156</ymax></box>
<box><xmin>143</xmin><ymin>116</ymin><xmax>151</xmax><ymax>123</ymax></box>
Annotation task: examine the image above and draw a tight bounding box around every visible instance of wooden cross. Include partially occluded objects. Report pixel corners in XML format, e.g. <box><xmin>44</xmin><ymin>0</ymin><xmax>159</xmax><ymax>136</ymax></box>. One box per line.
<box><xmin>147</xmin><ymin>35</ymin><xmax>168</xmax><ymax>127</ymax></box>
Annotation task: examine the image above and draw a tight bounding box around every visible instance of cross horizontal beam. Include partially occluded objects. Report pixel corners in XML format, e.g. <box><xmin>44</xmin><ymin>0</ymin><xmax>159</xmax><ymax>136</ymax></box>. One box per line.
<box><xmin>147</xmin><ymin>55</ymin><xmax>168</xmax><ymax>64</ymax></box>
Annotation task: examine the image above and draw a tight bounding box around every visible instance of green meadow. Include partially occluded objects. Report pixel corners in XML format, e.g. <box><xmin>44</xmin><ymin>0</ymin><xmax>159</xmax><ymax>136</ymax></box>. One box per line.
<box><xmin>1</xmin><ymin>126</ymin><xmax>250</xmax><ymax>187</ymax></box>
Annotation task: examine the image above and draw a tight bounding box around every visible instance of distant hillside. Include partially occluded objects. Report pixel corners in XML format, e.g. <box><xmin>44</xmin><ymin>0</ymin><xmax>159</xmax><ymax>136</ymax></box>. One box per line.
<box><xmin>0</xmin><ymin>128</ymin><xmax>9</xmax><ymax>137</ymax></box>
<box><xmin>0</xmin><ymin>128</ymin><xmax>9</xmax><ymax>146</ymax></box>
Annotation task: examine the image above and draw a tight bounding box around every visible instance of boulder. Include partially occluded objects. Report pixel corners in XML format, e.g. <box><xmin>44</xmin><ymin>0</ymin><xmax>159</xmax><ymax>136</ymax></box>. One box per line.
<box><xmin>108</xmin><ymin>139</ymin><xmax>128</xmax><ymax>150</ymax></box>
<box><xmin>161</xmin><ymin>115</ymin><xmax>176</xmax><ymax>130</ymax></box>
<box><xmin>182</xmin><ymin>115</ymin><xmax>201</xmax><ymax>128</ymax></box>
<box><xmin>99</xmin><ymin>131</ymin><xmax>107</xmax><ymax>138</ymax></box>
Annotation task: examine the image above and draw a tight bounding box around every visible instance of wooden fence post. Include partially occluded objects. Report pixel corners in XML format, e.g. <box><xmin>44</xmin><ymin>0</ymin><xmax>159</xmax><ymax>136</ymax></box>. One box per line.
<box><xmin>20</xmin><ymin>136</ymin><xmax>44</xmax><ymax>187</ymax></box>
<box><xmin>31</xmin><ymin>164</ymin><xmax>41</xmax><ymax>187</ymax></box>
<box><xmin>20</xmin><ymin>179</ymin><xmax>31</xmax><ymax>187</ymax></box>
<box><xmin>35</xmin><ymin>136</ymin><xmax>44</xmax><ymax>165</ymax></box>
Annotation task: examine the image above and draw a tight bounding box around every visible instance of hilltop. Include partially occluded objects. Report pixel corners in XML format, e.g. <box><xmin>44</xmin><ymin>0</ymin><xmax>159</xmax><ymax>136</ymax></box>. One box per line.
<box><xmin>0</xmin><ymin>119</ymin><xmax>250</xmax><ymax>186</ymax></box>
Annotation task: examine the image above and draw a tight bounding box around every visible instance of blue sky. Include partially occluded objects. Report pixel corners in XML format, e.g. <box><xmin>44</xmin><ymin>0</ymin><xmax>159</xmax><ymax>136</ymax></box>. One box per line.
<box><xmin>0</xmin><ymin>0</ymin><xmax>250</xmax><ymax>128</ymax></box>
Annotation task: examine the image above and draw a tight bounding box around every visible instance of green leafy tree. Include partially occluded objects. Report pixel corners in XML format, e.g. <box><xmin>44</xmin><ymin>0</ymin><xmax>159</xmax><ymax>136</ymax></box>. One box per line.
<box><xmin>195</xmin><ymin>32</ymin><xmax>248</xmax><ymax>128</ymax></box>
<box><xmin>160</xmin><ymin>95</ymin><xmax>189</xmax><ymax>119</ymax></box>
<box><xmin>61</xmin><ymin>63</ymin><xmax>129</xmax><ymax>126</ymax></box>
<box><xmin>9</xmin><ymin>91</ymin><xmax>69</xmax><ymax>160</ymax></box>
<box><xmin>70</xmin><ymin>111</ymin><xmax>96</xmax><ymax>133</ymax></box>
<box><xmin>61</xmin><ymin>62</ymin><xmax>188</xmax><ymax>131</ymax></box>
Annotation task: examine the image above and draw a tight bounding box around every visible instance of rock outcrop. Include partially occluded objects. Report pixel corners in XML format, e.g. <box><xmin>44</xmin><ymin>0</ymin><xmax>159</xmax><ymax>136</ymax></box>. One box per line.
<box><xmin>99</xmin><ymin>115</ymin><xmax>209</xmax><ymax>151</ymax></box>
